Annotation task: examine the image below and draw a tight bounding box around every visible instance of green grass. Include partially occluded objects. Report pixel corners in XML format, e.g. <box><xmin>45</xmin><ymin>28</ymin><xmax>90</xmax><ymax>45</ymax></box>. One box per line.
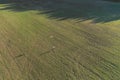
<box><xmin>0</xmin><ymin>0</ymin><xmax>120</xmax><ymax>80</ymax></box>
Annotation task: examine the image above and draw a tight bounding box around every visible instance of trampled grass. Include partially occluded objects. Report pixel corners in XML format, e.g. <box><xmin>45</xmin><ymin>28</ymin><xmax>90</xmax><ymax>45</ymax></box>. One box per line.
<box><xmin>0</xmin><ymin>0</ymin><xmax>120</xmax><ymax>80</ymax></box>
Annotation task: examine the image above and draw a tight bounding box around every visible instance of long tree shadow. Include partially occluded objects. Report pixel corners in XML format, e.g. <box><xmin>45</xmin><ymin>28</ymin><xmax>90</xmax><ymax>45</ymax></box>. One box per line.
<box><xmin>0</xmin><ymin>0</ymin><xmax>120</xmax><ymax>23</ymax></box>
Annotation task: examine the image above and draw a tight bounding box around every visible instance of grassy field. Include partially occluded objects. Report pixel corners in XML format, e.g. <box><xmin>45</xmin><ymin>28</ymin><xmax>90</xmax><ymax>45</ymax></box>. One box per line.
<box><xmin>0</xmin><ymin>0</ymin><xmax>120</xmax><ymax>80</ymax></box>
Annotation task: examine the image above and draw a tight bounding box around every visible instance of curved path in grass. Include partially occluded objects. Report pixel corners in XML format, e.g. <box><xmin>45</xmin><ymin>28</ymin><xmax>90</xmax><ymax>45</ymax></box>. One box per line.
<box><xmin>0</xmin><ymin>0</ymin><xmax>120</xmax><ymax>80</ymax></box>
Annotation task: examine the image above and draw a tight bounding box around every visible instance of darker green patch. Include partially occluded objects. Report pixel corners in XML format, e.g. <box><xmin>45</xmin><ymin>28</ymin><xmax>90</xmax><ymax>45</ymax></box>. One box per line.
<box><xmin>0</xmin><ymin>0</ymin><xmax>120</xmax><ymax>23</ymax></box>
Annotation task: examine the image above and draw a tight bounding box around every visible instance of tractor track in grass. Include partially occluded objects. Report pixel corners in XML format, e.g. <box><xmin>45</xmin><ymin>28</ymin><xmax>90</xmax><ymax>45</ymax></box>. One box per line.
<box><xmin>0</xmin><ymin>26</ymin><xmax>23</xmax><ymax>80</ymax></box>
<box><xmin>0</xmin><ymin>20</ymin><xmax>42</xmax><ymax>80</ymax></box>
<box><xmin>0</xmin><ymin>1</ymin><xmax>120</xmax><ymax>79</ymax></box>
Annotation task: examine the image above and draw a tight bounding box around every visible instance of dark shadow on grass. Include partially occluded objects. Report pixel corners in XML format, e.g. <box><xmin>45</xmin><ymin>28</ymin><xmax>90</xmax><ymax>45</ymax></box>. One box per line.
<box><xmin>105</xmin><ymin>0</ymin><xmax>120</xmax><ymax>2</ymax></box>
<box><xmin>0</xmin><ymin>0</ymin><xmax>120</xmax><ymax>23</ymax></box>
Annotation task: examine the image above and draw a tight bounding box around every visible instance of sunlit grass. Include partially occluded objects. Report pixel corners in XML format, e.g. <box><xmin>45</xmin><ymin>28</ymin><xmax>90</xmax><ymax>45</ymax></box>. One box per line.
<box><xmin>0</xmin><ymin>0</ymin><xmax>120</xmax><ymax>80</ymax></box>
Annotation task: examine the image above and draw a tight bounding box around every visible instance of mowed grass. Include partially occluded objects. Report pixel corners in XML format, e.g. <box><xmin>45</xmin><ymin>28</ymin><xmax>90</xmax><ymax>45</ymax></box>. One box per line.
<box><xmin>0</xmin><ymin>1</ymin><xmax>120</xmax><ymax>80</ymax></box>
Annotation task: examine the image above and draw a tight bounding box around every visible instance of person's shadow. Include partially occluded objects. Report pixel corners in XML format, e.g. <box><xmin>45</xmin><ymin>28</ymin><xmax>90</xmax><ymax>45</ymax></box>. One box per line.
<box><xmin>0</xmin><ymin>0</ymin><xmax>120</xmax><ymax>23</ymax></box>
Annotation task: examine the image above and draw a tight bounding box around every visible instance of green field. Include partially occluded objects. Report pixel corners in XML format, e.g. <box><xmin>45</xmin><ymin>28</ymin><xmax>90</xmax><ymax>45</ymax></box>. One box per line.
<box><xmin>0</xmin><ymin>0</ymin><xmax>120</xmax><ymax>80</ymax></box>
